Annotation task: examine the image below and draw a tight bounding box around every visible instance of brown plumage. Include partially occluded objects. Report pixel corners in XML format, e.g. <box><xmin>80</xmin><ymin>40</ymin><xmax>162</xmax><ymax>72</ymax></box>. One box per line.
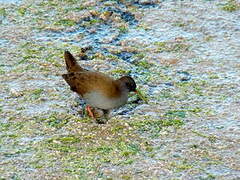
<box><xmin>64</xmin><ymin>50</ymin><xmax>85</xmax><ymax>72</ymax></box>
<box><xmin>62</xmin><ymin>71</ymin><xmax>121</xmax><ymax>98</ymax></box>
<box><xmin>62</xmin><ymin>51</ymin><xmax>137</xmax><ymax>118</ymax></box>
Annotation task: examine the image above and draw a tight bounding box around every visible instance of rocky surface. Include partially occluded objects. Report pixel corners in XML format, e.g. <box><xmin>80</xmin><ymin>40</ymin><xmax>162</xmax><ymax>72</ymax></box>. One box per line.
<box><xmin>0</xmin><ymin>0</ymin><xmax>240</xmax><ymax>179</ymax></box>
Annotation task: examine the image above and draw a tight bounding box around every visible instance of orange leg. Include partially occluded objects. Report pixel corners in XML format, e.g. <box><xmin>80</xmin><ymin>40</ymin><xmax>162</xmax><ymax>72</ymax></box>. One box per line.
<box><xmin>86</xmin><ymin>105</ymin><xmax>95</xmax><ymax>119</ymax></box>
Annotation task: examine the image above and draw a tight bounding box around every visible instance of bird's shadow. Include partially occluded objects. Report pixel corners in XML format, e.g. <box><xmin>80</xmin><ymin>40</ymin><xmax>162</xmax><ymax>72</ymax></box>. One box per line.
<box><xmin>69</xmin><ymin>95</ymin><xmax>143</xmax><ymax>123</ymax></box>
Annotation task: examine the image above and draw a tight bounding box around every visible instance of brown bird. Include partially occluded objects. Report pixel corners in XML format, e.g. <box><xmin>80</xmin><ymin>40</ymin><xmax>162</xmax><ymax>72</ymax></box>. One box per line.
<box><xmin>62</xmin><ymin>51</ymin><xmax>138</xmax><ymax>120</ymax></box>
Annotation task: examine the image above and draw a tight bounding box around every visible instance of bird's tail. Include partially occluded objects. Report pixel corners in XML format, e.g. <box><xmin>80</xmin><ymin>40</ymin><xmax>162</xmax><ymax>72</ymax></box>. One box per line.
<box><xmin>64</xmin><ymin>51</ymin><xmax>85</xmax><ymax>73</ymax></box>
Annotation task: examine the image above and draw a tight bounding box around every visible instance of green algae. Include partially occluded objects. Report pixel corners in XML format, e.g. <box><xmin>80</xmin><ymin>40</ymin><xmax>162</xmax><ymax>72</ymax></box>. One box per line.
<box><xmin>111</xmin><ymin>68</ymin><xmax>131</xmax><ymax>74</ymax></box>
<box><xmin>129</xmin><ymin>115</ymin><xmax>184</xmax><ymax>138</ymax></box>
<box><xmin>31</xmin><ymin>88</ymin><xmax>44</xmax><ymax>99</ymax></box>
<box><xmin>170</xmin><ymin>161</ymin><xmax>194</xmax><ymax>172</ymax></box>
<box><xmin>191</xmin><ymin>130</ymin><xmax>217</xmax><ymax>143</ymax></box>
<box><xmin>165</xmin><ymin>110</ymin><xmax>186</xmax><ymax>118</ymax></box>
<box><xmin>0</xmin><ymin>0</ymin><xmax>239</xmax><ymax>179</ymax></box>
<box><xmin>136</xmin><ymin>60</ymin><xmax>152</xmax><ymax>69</ymax></box>
<box><xmin>154</xmin><ymin>41</ymin><xmax>190</xmax><ymax>53</ymax></box>
<box><xmin>119</xmin><ymin>25</ymin><xmax>129</xmax><ymax>33</ymax></box>
<box><xmin>0</xmin><ymin>8</ymin><xmax>6</xmax><ymax>16</ymax></box>
<box><xmin>222</xmin><ymin>0</ymin><xmax>240</xmax><ymax>12</ymax></box>
<box><xmin>0</xmin><ymin>68</ymin><xmax>5</xmax><ymax>75</ymax></box>
<box><xmin>54</xmin><ymin>19</ymin><xmax>77</xmax><ymax>27</ymax></box>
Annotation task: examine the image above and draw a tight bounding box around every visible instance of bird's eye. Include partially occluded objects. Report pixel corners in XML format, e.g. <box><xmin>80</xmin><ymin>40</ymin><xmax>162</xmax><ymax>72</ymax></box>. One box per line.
<box><xmin>126</xmin><ymin>82</ymin><xmax>131</xmax><ymax>88</ymax></box>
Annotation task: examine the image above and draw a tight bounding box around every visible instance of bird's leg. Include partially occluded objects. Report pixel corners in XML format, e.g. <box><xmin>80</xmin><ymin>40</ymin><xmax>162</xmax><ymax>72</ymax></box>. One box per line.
<box><xmin>103</xmin><ymin>109</ymin><xmax>110</xmax><ymax>119</ymax></box>
<box><xmin>96</xmin><ymin>109</ymin><xmax>110</xmax><ymax>124</ymax></box>
<box><xmin>86</xmin><ymin>105</ymin><xmax>95</xmax><ymax>119</ymax></box>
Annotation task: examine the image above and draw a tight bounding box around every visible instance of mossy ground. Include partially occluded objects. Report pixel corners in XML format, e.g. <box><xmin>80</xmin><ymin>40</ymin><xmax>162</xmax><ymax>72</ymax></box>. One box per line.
<box><xmin>0</xmin><ymin>0</ymin><xmax>240</xmax><ymax>179</ymax></box>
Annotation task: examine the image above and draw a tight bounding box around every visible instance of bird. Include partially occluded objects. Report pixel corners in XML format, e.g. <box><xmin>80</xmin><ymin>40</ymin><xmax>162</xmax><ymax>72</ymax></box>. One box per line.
<box><xmin>62</xmin><ymin>51</ymin><xmax>138</xmax><ymax>120</ymax></box>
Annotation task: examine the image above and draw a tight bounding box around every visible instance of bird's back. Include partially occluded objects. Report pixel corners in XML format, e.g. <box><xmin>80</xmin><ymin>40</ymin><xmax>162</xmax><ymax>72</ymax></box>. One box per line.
<box><xmin>64</xmin><ymin>51</ymin><xmax>85</xmax><ymax>73</ymax></box>
<box><xmin>62</xmin><ymin>71</ymin><xmax>121</xmax><ymax>98</ymax></box>
<box><xmin>62</xmin><ymin>72</ymin><xmax>128</xmax><ymax>109</ymax></box>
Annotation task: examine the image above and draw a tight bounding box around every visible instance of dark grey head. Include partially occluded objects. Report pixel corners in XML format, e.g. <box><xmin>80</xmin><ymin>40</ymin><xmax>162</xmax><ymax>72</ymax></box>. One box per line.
<box><xmin>118</xmin><ymin>76</ymin><xmax>137</xmax><ymax>92</ymax></box>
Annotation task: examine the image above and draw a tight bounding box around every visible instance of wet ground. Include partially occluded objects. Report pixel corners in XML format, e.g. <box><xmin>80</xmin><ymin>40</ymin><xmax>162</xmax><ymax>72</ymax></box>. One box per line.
<box><xmin>0</xmin><ymin>0</ymin><xmax>240</xmax><ymax>179</ymax></box>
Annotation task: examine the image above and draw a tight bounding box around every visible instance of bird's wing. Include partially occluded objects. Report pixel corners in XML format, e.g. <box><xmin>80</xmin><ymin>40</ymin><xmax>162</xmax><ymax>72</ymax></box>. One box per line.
<box><xmin>62</xmin><ymin>72</ymin><xmax>120</xmax><ymax>98</ymax></box>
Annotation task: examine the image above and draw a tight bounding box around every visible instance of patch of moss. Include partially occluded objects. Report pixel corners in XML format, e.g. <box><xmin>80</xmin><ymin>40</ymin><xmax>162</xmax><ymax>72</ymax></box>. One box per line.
<box><xmin>118</xmin><ymin>142</ymin><xmax>141</xmax><ymax>157</ymax></box>
<box><xmin>134</xmin><ymin>53</ymin><xmax>146</xmax><ymax>59</ymax></box>
<box><xmin>119</xmin><ymin>25</ymin><xmax>128</xmax><ymax>33</ymax></box>
<box><xmin>16</xmin><ymin>106</ymin><xmax>25</xmax><ymax>111</ymax></box>
<box><xmin>106</xmin><ymin>54</ymin><xmax>120</xmax><ymax>61</ymax></box>
<box><xmin>0</xmin><ymin>123</ymin><xmax>11</xmax><ymax>132</ymax></box>
<box><xmin>54</xmin><ymin>19</ymin><xmax>76</xmax><ymax>26</ymax></box>
<box><xmin>154</xmin><ymin>41</ymin><xmax>190</xmax><ymax>53</ymax></box>
<box><xmin>222</xmin><ymin>0</ymin><xmax>240</xmax><ymax>12</ymax></box>
<box><xmin>122</xmin><ymin>174</ymin><xmax>132</xmax><ymax>180</ymax></box>
<box><xmin>158</xmin><ymin>90</ymin><xmax>174</xmax><ymax>99</ymax></box>
<box><xmin>53</xmin><ymin>135</ymin><xmax>80</xmax><ymax>144</ymax></box>
<box><xmin>46</xmin><ymin>140</ymin><xmax>79</xmax><ymax>153</ymax></box>
<box><xmin>176</xmin><ymin>80</ymin><xmax>208</xmax><ymax>97</ymax></box>
<box><xmin>92</xmin><ymin>52</ymin><xmax>105</xmax><ymax>60</ymax></box>
<box><xmin>3</xmin><ymin>146</ymin><xmax>32</xmax><ymax>157</ymax></box>
<box><xmin>209</xmin><ymin>74</ymin><xmax>219</xmax><ymax>79</ymax></box>
<box><xmin>89</xmin><ymin>145</ymin><xmax>113</xmax><ymax>155</ymax></box>
<box><xmin>18</xmin><ymin>7</ymin><xmax>27</xmax><ymax>16</ymax></box>
<box><xmin>38</xmin><ymin>1</ymin><xmax>58</xmax><ymax>7</ymax></box>
<box><xmin>0</xmin><ymin>122</ymin><xmax>23</xmax><ymax>132</ymax></box>
<box><xmin>188</xmin><ymin>107</ymin><xmax>202</xmax><ymax>114</ymax></box>
<box><xmin>89</xmin><ymin>18</ymin><xmax>101</xmax><ymax>25</ymax></box>
<box><xmin>62</xmin><ymin>0</ymin><xmax>78</xmax><ymax>3</ymax></box>
<box><xmin>0</xmin><ymin>68</ymin><xmax>5</xmax><ymax>75</ymax></box>
<box><xmin>173</xmin><ymin>21</ymin><xmax>186</xmax><ymax>27</ymax></box>
<box><xmin>205</xmin><ymin>35</ymin><xmax>214</xmax><ymax>42</ymax></box>
<box><xmin>171</xmin><ymin>43</ymin><xmax>190</xmax><ymax>52</ymax></box>
<box><xmin>0</xmin><ymin>8</ymin><xmax>6</xmax><ymax>17</ymax></box>
<box><xmin>137</xmin><ymin>23</ymin><xmax>151</xmax><ymax>31</ymax></box>
<box><xmin>31</xmin><ymin>88</ymin><xmax>44</xmax><ymax>100</ymax></box>
<box><xmin>137</xmin><ymin>60</ymin><xmax>152</xmax><ymax>69</ymax></box>
<box><xmin>71</xmin><ymin>6</ymin><xmax>85</xmax><ymax>11</ymax></box>
<box><xmin>154</xmin><ymin>42</ymin><xmax>167</xmax><ymax>52</ymax></box>
<box><xmin>165</xmin><ymin>110</ymin><xmax>186</xmax><ymax>118</ymax></box>
<box><xmin>162</xmin><ymin>119</ymin><xmax>184</xmax><ymax>127</ymax></box>
<box><xmin>111</xmin><ymin>68</ymin><xmax>131</xmax><ymax>74</ymax></box>
<box><xmin>111</xmin><ymin>124</ymin><xmax>125</xmax><ymax>133</ymax></box>
<box><xmin>120</xmin><ymin>159</ymin><xmax>134</xmax><ymax>165</ymax></box>
<box><xmin>171</xmin><ymin>161</ymin><xmax>194</xmax><ymax>172</ymax></box>
<box><xmin>200</xmin><ymin>174</ymin><xmax>216</xmax><ymax>180</ymax></box>
<box><xmin>37</xmin><ymin>113</ymin><xmax>70</xmax><ymax>129</ymax></box>
<box><xmin>130</xmin><ymin>116</ymin><xmax>184</xmax><ymax>137</ymax></box>
<box><xmin>29</xmin><ymin>160</ymin><xmax>44</xmax><ymax>169</ymax></box>
<box><xmin>191</xmin><ymin>130</ymin><xmax>217</xmax><ymax>143</ymax></box>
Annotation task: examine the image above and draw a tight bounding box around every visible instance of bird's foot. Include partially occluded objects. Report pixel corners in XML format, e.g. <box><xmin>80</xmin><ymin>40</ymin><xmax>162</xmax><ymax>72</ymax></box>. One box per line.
<box><xmin>85</xmin><ymin>106</ymin><xmax>110</xmax><ymax>124</ymax></box>
<box><xmin>86</xmin><ymin>105</ymin><xmax>95</xmax><ymax>119</ymax></box>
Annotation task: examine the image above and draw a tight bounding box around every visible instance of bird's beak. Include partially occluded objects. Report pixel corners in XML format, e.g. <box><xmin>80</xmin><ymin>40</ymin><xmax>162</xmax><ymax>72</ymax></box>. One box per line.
<box><xmin>135</xmin><ymin>89</ymin><xmax>148</xmax><ymax>104</ymax></box>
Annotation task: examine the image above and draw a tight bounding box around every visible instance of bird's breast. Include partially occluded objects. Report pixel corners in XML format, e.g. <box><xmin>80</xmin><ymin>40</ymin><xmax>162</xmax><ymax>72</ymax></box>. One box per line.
<box><xmin>83</xmin><ymin>91</ymin><xmax>128</xmax><ymax>110</ymax></box>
